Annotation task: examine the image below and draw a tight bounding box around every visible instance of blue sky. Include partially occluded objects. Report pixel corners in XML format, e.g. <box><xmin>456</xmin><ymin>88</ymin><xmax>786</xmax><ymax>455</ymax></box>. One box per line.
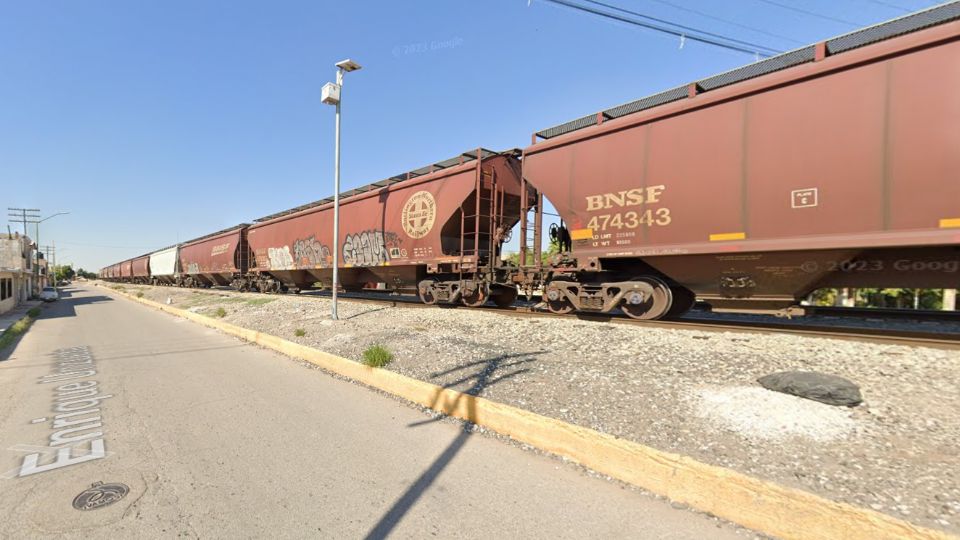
<box><xmin>1</xmin><ymin>0</ymin><xmax>942</xmax><ymax>271</ymax></box>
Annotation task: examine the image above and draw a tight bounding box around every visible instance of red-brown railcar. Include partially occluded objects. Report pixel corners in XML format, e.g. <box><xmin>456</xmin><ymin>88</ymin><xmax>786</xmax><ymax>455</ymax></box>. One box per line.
<box><xmin>131</xmin><ymin>255</ymin><xmax>150</xmax><ymax>284</ymax></box>
<box><xmin>521</xmin><ymin>4</ymin><xmax>960</xmax><ymax>318</ymax></box>
<box><xmin>246</xmin><ymin>149</ymin><xmax>527</xmax><ymax>305</ymax></box>
<box><xmin>119</xmin><ymin>260</ymin><xmax>134</xmax><ymax>282</ymax></box>
<box><xmin>177</xmin><ymin>225</ymin><xmax>250</xmax><ymax>287</ymax></box>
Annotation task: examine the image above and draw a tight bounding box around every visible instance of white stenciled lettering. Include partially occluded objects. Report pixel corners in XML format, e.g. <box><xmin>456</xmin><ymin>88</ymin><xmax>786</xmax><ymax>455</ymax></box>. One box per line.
<box><xmin>55</xmin><ymin>395</ymin><xmax>113</xmax><ymax>413</ymax></box>
<box><xmin>55</xmin><ymin>381</ymin><xmax>97</xmax><ymax>392</ymax></box>
<box><xmin>40</xmin><ymin>370</ymin><xmax>96</xmax><ymax>383</ymax></box>
<box><xmin>19</xmin><ymin>439</ymin><xmax>106</xmax><ymax>477</ymax></box>
<box><xmin>52</xmin><ymin>414</ymin><xmax>101</xmax><ymax>429</ymax></box>
<box><xmin>18</xmin><ymin>346</ymin><xmax>111</xmax><ymax>476</ymax></box>
<box><xmin>55</xmin><ymin>408</ymin><xmax>100</xmax><ymax>420</ymax></box>
<box><xmin>57</xmin><ymin>387</ymin><xmax>101</xmax><ymax>400</ymax></box>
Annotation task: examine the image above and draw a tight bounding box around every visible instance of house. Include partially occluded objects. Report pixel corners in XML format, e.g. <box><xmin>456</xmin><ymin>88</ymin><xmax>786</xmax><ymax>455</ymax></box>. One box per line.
<box><xmin>0</xmin><ymin>233</ymin><xmax>36</xmax><ymax>315</ymax></box>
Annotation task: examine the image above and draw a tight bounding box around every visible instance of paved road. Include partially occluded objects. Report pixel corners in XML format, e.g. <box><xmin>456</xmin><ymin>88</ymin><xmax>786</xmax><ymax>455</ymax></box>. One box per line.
<box><xmin>0</xmin><ymin>285</ymin><xmax>749</xmax><ymax>539</ymax></box>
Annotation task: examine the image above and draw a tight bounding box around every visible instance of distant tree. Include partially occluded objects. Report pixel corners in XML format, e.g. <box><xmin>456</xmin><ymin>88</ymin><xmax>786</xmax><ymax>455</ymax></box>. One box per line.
<box><xmin>807</xmin><ymin>288</ymin><xmax>946</xmax><ymax>309</ymax></box>
<box><xmin>505</xmin><ymin>238</ymin><xmax>561</xmax><ymax>267</ymax></box>
<box><xmin>52</xmin><ymin>264</ymin><xmax>75</xmax><ymax>281</ymax></box>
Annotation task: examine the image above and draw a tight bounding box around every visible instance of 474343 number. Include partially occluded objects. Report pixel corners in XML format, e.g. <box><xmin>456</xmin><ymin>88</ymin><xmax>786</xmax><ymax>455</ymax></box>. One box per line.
<box><xmin>586</xmin><ymin>208</ymin><xmax>671</xmax><ymax>231</ymax></box>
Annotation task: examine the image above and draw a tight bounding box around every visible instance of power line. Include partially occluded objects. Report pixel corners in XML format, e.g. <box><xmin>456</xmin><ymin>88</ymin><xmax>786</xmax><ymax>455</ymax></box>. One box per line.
<box><xmin>581</xmin><ymin>0</ymin><xmax>783</xmax><ymax>55</ymax></box>
<box><xmin>540</xmin><ymin>0</ymin><xmax>778</xmax><ymax>57</ymax></box>
<box><xmin>865</xmin><ymin>0</ymin><xmax>912</xmax><ymax>13</ymax></box>
<box><xmin>56</xmin><ymin>240</ymin><xmax>157</xmax><ymax>250</ymax></box>
<box><xmin>641</xmin><ymin>0</ymin><xmax>806</xmax><ymax>45</ymax></box>
<box><xmin>756</xmin><ymin>0</ymin><xmax>865</xmax><ymax>27</ymax></box>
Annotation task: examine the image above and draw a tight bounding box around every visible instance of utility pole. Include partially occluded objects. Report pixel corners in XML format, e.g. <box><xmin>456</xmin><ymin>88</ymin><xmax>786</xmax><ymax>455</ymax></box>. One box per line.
<box><xmin>8</xmin><ymin>207</ymin><xmax>40</xmax><ymax>294</ymax></box>
<box><xmin>7</xmin><ymin>207</ymin><xmax>39</xmax><ymax>236</ymax></box>
<box><xmin>40</xmin><ymin>244</ymin><xmax>60</xmax><ymax>287</ymax></box>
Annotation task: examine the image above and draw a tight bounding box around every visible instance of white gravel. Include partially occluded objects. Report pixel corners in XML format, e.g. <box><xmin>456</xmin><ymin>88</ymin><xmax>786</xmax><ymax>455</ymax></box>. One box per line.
<box><xmin>111</xmin><ymin>284</ymin><xmax>960</xmax><ymax>534</ymax></box>
<box><xmin>689</xmin><ymin>386</ymin><xmax>857</xmax><ymax>442</ymax></box>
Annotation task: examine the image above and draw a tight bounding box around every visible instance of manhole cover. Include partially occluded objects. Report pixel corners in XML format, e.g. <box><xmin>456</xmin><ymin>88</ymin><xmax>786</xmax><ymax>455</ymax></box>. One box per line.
<box><xmin>72</xmin><ymin>482</ymin><xmax>129</xmax><ymax>511</ymax></box>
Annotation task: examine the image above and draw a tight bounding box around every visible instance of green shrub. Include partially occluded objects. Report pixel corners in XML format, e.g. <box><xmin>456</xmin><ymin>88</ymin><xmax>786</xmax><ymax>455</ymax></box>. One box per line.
<box><xmin>294</xmin><ymin>328</ymin><xmax>306</xmax><ymax>337</ymax></box>
<box><xmin>362</xmin><ymin>344</ymin><xmax>393</xmax><ymax>368</ymax></box>
<box><xmin>214</xmin><ymin>307</ymin><xmax>227</xmax><ymax>318</ymax></box>
<box><xmin>136</xmin><ymin>291</ymin><xmax>144</xmax><ymax>298</ymax></box>
<box><xmin>27</xmin><ymin>307</ymin><xmax>41</xmax><ymax>318</ymax></box>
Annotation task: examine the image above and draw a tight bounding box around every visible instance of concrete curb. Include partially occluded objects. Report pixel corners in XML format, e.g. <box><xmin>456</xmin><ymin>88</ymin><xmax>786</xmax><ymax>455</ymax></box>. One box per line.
<box><xmin>106</xmin><ymin>285</ymin><xmax>953</xmax><ymax>540</ymax></box>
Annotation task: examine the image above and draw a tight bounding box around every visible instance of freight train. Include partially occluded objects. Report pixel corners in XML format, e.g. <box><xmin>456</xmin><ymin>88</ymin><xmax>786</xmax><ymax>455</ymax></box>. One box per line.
<box><xmin>102</xmin><ymin>4</ymin><xmax>960</xmax><ymax>320</ymax></box>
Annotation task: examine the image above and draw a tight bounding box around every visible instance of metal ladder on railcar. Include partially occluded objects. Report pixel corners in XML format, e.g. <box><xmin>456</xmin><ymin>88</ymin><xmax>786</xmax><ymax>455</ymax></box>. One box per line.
<box><xmin>455</xmin><ymin>157</ymin><xmax>512</xmax><ymax>306</ymax></box>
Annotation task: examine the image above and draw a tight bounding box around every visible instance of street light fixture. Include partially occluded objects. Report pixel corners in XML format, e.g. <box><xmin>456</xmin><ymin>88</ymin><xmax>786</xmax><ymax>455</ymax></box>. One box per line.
<box><xmin>322</xmin><ymin>58</ymin><xmax>362</xmax><ymax>321</ymax></box>
<box><xmin>37</xmin><ymin>212</ymin><xmax>69</xmax><ymax>289</ymax></box>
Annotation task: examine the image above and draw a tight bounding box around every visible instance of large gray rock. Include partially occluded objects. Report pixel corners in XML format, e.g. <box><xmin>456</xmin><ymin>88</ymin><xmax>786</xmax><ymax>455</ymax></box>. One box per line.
<box><xmin>757</xmin><ymin>371</ymin><xmax>863</xmax><ymax>407</ymax></box>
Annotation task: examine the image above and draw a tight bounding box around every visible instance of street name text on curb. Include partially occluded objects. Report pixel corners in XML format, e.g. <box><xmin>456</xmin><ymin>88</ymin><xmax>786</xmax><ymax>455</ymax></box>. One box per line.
<box><xmin>19</xmin><ymin>346</ymin><xmax>110</xmax><ymax>477</ymax></box>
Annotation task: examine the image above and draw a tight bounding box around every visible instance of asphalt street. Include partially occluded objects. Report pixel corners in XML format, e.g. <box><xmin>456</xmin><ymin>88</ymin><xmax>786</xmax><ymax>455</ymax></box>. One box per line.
<box><xmin>0</xmin><ymin>285</ymin><xmax>749</xmax><ymax>539</ymax></box>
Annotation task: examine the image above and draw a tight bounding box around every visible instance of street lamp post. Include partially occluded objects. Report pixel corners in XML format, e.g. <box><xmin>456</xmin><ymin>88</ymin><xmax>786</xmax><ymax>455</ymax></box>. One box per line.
<box><xmin>321</xmin><ymin>59</ymin><xmax>362</xmax><ymax>321</ymax></box>
<box><xmin>36</xmin><ymin>212</ymin><xmax>69</xmax><ymax>289</ymax></box>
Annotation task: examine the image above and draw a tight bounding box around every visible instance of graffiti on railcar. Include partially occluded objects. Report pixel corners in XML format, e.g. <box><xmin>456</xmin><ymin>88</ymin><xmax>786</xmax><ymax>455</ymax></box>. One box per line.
<box><xmin>267</xmin><ymin>246</ymin><xmax>295</xmax><ymax>270</ymax></box>
<box><xmin>342</xmin><ymin>230</ymin><xmax>406</xmax><ymax>267</ymax></box>
<box><xmin>383</xmin><ymin>231</ymin><xmax>406</xmax><ymax>259</ymax></box>
<box><xmin>293</xmin><ymin>235</ymin><xmax>331</xmax><ymax>267</ymax></box>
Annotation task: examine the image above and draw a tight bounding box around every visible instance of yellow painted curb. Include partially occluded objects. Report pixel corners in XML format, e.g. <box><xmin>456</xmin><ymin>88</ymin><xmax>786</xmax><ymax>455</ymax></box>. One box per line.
<box><xmin>105</xmin><ymin>285</ymin><xmax>953</xmax><ymax>540</ymax></box>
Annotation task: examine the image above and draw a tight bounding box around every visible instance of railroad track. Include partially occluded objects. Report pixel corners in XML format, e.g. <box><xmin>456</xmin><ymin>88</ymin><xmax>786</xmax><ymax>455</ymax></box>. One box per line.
<box><xmin>106</xmin><ymin>283</ymin><xmax>960</xmax><ymax>348</ymax></box>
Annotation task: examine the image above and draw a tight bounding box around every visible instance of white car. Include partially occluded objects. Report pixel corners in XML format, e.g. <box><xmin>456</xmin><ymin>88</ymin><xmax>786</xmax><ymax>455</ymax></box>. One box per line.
<box><xmin>39</xmin><ymin>287</ymin><xmax>59</xmax><ymax>302</ymax></box>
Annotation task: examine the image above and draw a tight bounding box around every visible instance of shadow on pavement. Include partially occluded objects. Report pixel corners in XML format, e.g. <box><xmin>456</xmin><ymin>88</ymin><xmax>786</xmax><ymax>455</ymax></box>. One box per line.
<box><xmin>363</xmin><ymin>351</ymin><xmax>540</xmax><ymax>540</ymax></box>
<box><xmin>36</xmin><ymin>287</ymin><xmax>113</xmax><ymax>320</ymax></box>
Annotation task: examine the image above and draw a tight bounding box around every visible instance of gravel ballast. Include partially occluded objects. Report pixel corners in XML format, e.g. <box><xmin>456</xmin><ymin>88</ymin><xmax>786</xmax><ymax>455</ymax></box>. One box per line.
<box><xmin>110</xmin><ymin>284</ymin><xmax>960</xmax><ymax>533</ymax></box>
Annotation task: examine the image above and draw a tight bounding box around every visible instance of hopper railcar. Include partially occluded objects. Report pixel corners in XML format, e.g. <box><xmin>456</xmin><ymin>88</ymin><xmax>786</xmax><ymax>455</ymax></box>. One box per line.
<box><xmin>131</xmin><ymin>255</ymin><xmax>150</xmax><ymax>284</ymax></box>
<box><xmin>244</xmin><ymin>148</ymin><xmax>528</xmax><ymax>306</ymax></box>
<box><xmin>518</xmin><ymin>3</ymin><xmax>960</xmax><ymax>319</ymax></box>
<box><xmin>178</xmin><ymin>225</ymin><xmax>250</xmax><ymax>289</ymax></box>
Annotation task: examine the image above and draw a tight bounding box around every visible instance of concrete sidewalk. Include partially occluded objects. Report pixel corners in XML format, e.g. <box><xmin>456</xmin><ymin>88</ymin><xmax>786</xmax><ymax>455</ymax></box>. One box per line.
<box><xmin>0</xmin><ymin>300</ymin><xmax>42</xmax><ymax>334</ymax></box>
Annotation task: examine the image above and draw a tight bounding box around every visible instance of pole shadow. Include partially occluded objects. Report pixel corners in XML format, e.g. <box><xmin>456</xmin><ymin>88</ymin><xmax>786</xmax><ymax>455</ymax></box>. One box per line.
<box><xmin>363</xmin><ymin>350</ymin><xmax>540</xmax><ymax>539</ymax></box>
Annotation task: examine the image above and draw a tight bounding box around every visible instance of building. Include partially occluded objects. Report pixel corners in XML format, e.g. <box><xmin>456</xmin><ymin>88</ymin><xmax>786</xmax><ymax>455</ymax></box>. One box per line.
<box><xmin>0</xmin><ymin>233</ymin><xmax>36</xmax><ymax>315</ymax></box>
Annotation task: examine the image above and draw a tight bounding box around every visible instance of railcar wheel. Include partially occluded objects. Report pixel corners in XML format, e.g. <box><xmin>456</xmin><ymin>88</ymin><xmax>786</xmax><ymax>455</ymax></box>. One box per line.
<box><xmin>544</xmin><ymin>283</ymin><xmax>574</xmax><ymax>314</ymax></box>
<box><xmin>418</xmin><ymin>280</ymin><xmax>439</xmax><ymax>305</ymax></box>
<box><xmin>621</xmin><ymin>277</ymin><xmax>673</xmax><ymax>320</ymax></box>
<box><xmin>490</xmin><ymin>286</ymin><xmax>518</xmax><ymax>308</ymax></box>
<box><xmin>546</xmin><ymin>299</ymin><xmax>574</xmax><ymax>314</ymax></box>
<box><xmin>664</xmin><ymin>286</ymin><xmax>696</xmax><ymax>319</ymax></box>
<box><xmin>462</xmin><ymin>289</ymin><xmax>487</xmax><ymax>307</ymax></box>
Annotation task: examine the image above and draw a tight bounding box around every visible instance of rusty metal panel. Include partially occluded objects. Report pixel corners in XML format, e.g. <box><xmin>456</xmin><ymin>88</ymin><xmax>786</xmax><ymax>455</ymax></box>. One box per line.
<box><xmin>523</xmin><ymin>22</ymin><xmax>960</xmax><ymax>259</ymax></box>
<box><xmin>179</xmin><ymin>226</ymin><xmax>246</xmax><ymax>276</ymax></box>
<box><xmin>120</xmin><ymin>260</ymin><xmax>133</xmax><ymax>278</ymax></box>
<box><xmin>744</xmin><ymin>62</ymin><xmax>887</xmax><ymax>240</ymax></box>
<box><xmin>885</xmin><ymin>40</ymin><xmax>960</xmax><ymax>231</ymax></box>
<box><xmin>247</xmin><ymin>154</ymin><xmax>523</xmax><ymax>276</ymax></box>
<box><xmin>131</xmin><ymin>256</ymin><xmax>150</xmax><ymax>278</ymax></box>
